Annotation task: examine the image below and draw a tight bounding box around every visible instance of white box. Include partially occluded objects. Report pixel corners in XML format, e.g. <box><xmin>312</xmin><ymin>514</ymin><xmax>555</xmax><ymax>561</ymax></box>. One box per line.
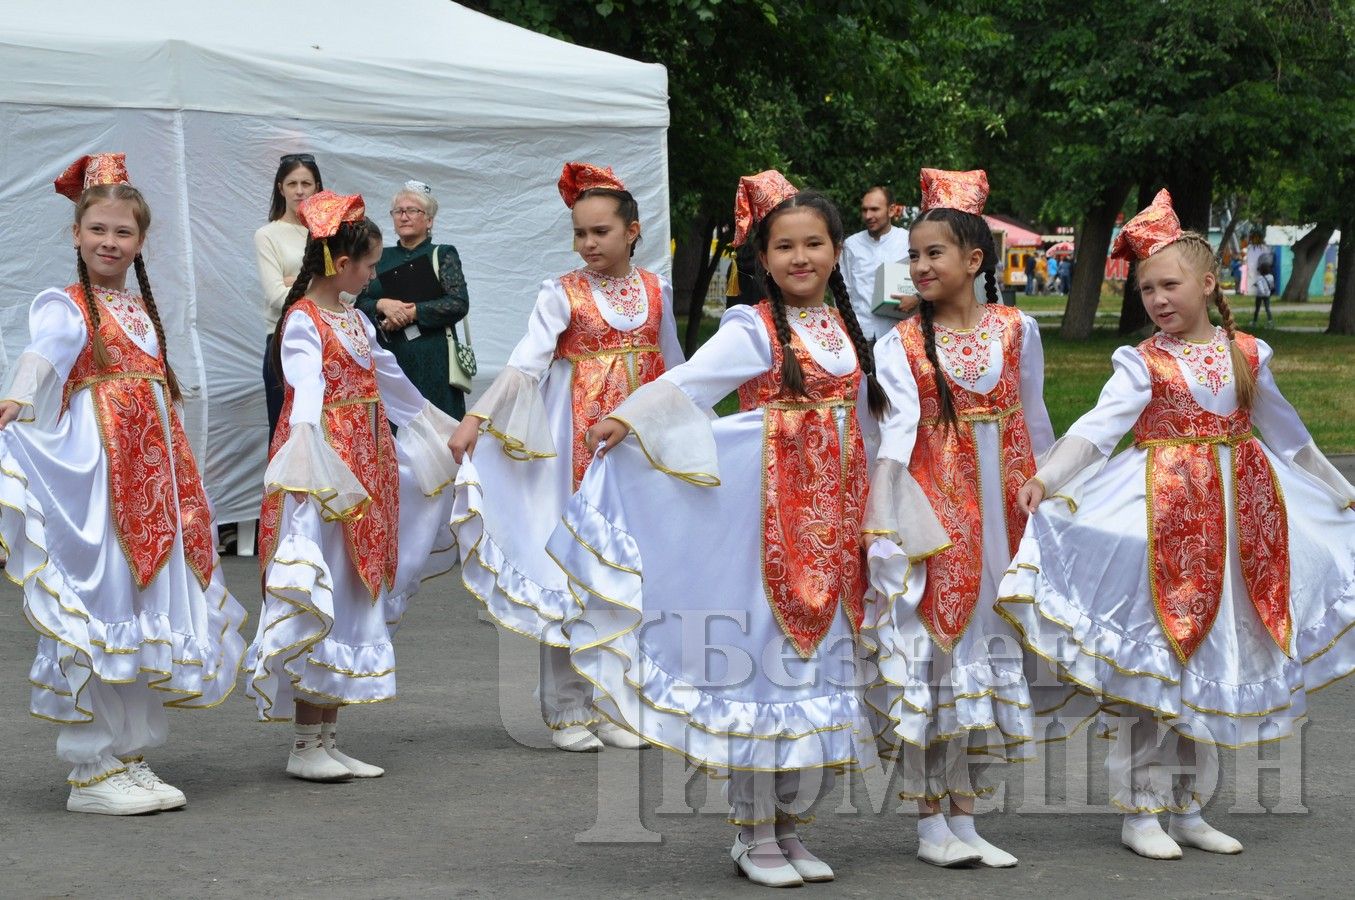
<box><xmin>872</xmin><ymin>261</ymin><xmax>916</xmax><ymax>319</ymax></box>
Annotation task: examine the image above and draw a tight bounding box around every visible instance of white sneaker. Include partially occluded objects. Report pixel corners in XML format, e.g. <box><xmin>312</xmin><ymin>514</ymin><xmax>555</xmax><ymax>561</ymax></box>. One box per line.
<box><xmin>67</xmin><ymin>770</ymin><xmax>162</xmax><ymax>816</ymax></box>
<box><xmin>287</xmin><ymin>744</ymin><xmax>355</xmax><ymax>782</ymax></box>
<box><xmin>123</xmin><ymin>760</ymin><xmax>187</xmax><ymax>810</ymax></box>
<box><xmin>731</xmin><ymin>834</ymin><xmax>803</xmax><ymax>888</ymax></box>
<box><xmin>1168</xmin><ymin>817</ymin><xmax>1243</xmax><ymax>854</ymax></box>
<box><xmin>1121</xmin><ymin>816</ymin><xmax>1183</xmax><ymax>860</ymax></box>
<box><xmin>917</xmin><ymin>835</ymin><xmax>983</xmax><ymax>868</ymax></box>
<box><xmin>594</xmin><ymin>722</ymin><xmax>649</xmax><ymax>750</ymax></box>
<box><xmin>551</xmin><ymin>724</ymin><xmax>604</xmax><ymax>752</ymax></box>
<box><xmin>320</xmin><ymin>728</ymin><xmax>384</xmax><ymax>778</ymax></box>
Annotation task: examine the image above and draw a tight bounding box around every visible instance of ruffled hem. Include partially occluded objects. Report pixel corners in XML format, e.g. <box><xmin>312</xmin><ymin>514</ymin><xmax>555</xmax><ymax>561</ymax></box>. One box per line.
<box><xmin>245</xmin><ymin>533</ymin><xmax>398</xmax><ymax>720</ymax></box>
<box><xmin>450</xmin><ymin>465</ymin><xmax>571</xmax><ymax>647</ymax></box>
<box><xmin>860</xmin><ymin>540</ymin><xmax>1034</xmax><ymax>761</ymax></box>
<box><xmin>0</xmin><ymin>444</ymin><xmax>246</xmax><ymax>724</ymax></box>
<box><xmin>547</xmin><ymin>493</ymin><xmax>878</xmax><ymax>775</ymax></box>
<box><xmin>994</xmin><ymin>539</ymin><xmax>1355</xmax><ymax>748</ymax></box>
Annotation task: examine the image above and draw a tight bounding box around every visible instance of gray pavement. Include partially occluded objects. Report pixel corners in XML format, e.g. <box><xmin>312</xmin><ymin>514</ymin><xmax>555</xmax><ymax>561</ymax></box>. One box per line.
<box><xmin>3</xmin><ymin>557</ymin><xmax>1354</xmax><ymax>898</ymax></box>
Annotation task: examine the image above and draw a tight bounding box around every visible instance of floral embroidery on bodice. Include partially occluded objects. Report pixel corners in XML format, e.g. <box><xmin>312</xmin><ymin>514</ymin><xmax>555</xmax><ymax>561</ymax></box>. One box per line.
<box><xmin>584</xmin><ymin>267</ymin><xmax>647</xmax><ymax>320</ymax></box>
<box><xmin>932</xmin><ymin>304</ymin><xmax>1006</xmax><ymax>391</ymax></box>
<box><xmin>1151</xmin><ymin>327</ymin><xmax>1232</xmax><ymax>396</ymax></box>
<box><xmin>316</xmin><ymin>304</ymin><xmax>372</xmax><ymax>364</ymax></box>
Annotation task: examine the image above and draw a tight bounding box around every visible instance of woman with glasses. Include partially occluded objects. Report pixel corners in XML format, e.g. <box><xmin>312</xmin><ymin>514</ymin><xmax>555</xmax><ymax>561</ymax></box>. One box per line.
<box><xmin>355</xmin><ymin>181</ymin><xmax>470</xmax><ymax>419</ymax></box>
<box><xmin>255</xmin><ymin>153</ymin><xmax>324</xmax><ymax>437</ymax></box>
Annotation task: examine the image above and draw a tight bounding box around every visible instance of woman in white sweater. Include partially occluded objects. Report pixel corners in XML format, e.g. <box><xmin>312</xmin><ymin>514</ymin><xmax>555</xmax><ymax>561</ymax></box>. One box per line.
<box><xmin>254</xmin><ymin>153</ymin><xmax>324</xmax><ymax>437</ymax></box>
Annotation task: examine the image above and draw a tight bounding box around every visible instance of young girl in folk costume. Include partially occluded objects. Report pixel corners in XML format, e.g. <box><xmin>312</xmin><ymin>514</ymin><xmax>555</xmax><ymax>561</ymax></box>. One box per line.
<box><xmin>448</xmin><ymin>163</ymin><xmax>683</xmax><ymax>752</ymax></box>
<box><xmin>550</xmin><ymin>172</ymin><xmax>885</xmax><ymax>887</ymax></box>
<box><xmin>0</xmin><ymin>154</ymin><xmax>246</xmax><ymax>815</ymax></box>
<box><xmin>247</xmin><ymin>191</ymin><xmax>460</xmax><ymax>781</ymax></box>
<box><xmin>862</xmin><ymin>168</ymin><xmax>1055</xmax><ymax>869</ymax></box>
<box><xmin>998</xmin><ymin>190</ymin><xmax>1355</xmax><ymax>859</ymax></box>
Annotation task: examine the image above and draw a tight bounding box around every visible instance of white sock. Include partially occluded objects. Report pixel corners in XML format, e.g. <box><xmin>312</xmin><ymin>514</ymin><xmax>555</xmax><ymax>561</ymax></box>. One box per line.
<box><xmin>1171</xmin><ymin>803</ymin><xmax>1204</xmax><ymax>828</ymax></box>
<box><xmin>1125</xmin><ymin>812</ymin><xmax>1161</xmax><ymax>832</ymax></box>
<box><xmin>293</xmin><ymin>722</ymin><xmax>322</xmax><ymax>751</ymax></box>
<box><xmin>948</xmin><ymin>814</ymin><xmax>980</xmax><ymax>842</ymax></box>
<box><xmin>918</xmin><ymin>813</ymin><xmax>952</xmax><ymax>844</ymax></box>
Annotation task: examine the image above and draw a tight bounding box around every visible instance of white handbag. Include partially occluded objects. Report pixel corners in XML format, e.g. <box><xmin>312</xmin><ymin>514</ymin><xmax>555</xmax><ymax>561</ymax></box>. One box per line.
<box><xmin>432</xmin><ymin>246</ymin><xmax>475</xmax><ymax>393</ymax></box>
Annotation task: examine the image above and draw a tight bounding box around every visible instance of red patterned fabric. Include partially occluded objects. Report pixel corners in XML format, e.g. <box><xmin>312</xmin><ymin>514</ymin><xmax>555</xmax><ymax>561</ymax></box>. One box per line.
<box><xmin>919</xmin><ymin>168</ymin><xmax>989</xmax><ymax>214</ymax></box>
<box><xmin>297</xmin><ymin>191</ymin><xmax>365</xmax><ymax>240</ymax></box>
<box><xmin>259</xmin><ymin>300</ymin><xmax>399</xmax><ymax>600</ymax></box>
<box><xmin>1111</xmin><ymin>189</ymin><xmax>1183</xmax><ymax>261</ymax></box>
<box><xmin>555</xmin><ymin>269</ymin><xmax>667</xmax><ymax>490</ymax></box>
<box><xmin>61</xmin><ymin>284</ymin><xmax>215</xmax><ymax>589</ymax></box>
<box><xmin>1133</xmin><ymin>332</ymin><xmax>1290</xmax><ymax>661</ymax></box>
<box><xmin>557</xmin><ymin>162</ymin><xmax>626</xmax><ymax>208</ymax></box>
<box><xmin>54</xmin><ymin>154</ymin><xmax>129</xmax><ymax>201</ymax></box>
<box><xmin>737</xmin><ymin>302</ymin><xmax>867</xmax><ymax>659</ymax></box>
<box><xmin>732</xmin><ymin>170</ymin><xmax>799</xmax><ymax>247</ymax></box>
<box><xmin>899</xmin><ymin>303</ymin><xmax>1035</xmax><ymax>652</ymax></box>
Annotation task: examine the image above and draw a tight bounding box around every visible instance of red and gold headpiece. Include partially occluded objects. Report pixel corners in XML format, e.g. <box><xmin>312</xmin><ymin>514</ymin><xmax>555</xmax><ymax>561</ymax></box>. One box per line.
<box><xmin>54</xmin><ymin>153</ymin><xmax>130</xmax><ymax>202</ymax></box>
<box><xmin>558</xmin><ymin>162</ymin><xmax>626</xmax><ymax>209</ymax></box>
<box><xmin>919</xmin><ymin>168</ymin><xmax>989</xmax><ymax>215</ymax></box>
<box><xmin>732</xmin><ymin>170</ymin><xmax>799</xmax><ymax>247</ymax></box>
<box><xmin>1110</xmin><ymin>189</ymin><xmax>1183</xmax><ymax>261</ymax></box>
<box><xmin>298</xmin><ymin>190</ymin><xmax>366</xmax><ymax>275</ymax></box>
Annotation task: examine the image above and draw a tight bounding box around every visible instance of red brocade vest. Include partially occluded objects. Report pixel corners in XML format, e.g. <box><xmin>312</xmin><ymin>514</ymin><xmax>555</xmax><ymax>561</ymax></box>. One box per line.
<box><xmin>1132</xmin><ymin>332</ymin><xmax>1290</xmax><ymax>663</ymax></box>
<box><xmin>61</xmin><ymin>284</ymin><xmax>215</xmax><ymax>590</ymax></box>
<box><xmin>260</xmin><ymin>300</ymin><xmax>399</xmax><ymax>600</ymax></box>
<box><xmin>554</xmin><ymin>268</ymin><xmax>667</xmax><ymax>490</ymax></box>
<box><xmin>737</xmin><ymin>301</ymin><xmax>868</xmax><ymax>659</ymax></box>
<box><xmin>899</xmin><ymin>304</ymin><xmax>1036</xmax><ymax>652</ymax></box>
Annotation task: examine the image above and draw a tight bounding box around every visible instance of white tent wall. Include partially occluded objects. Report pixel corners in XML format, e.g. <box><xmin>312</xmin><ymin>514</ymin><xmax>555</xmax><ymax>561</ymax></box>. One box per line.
<box><xmin>0</xmin><ymin>0</ymin><xmax>669</xmax><ymax>525</ymax></box>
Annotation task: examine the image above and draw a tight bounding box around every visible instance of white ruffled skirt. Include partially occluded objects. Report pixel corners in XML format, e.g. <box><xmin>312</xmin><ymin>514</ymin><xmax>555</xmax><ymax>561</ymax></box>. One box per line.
<box><xmin>0</xmin><ymin>391</ymin><xmax>246</xmax><ymax>725</ymax></box>
<box><xmin>997</xmin><ymin>442</ymin><xmax>1355</xmax><ymax>748</ymax></box>
<box><xmin>245</xmin><ymin>435</ymin><xmax>457</xmax><ymax>720</ymax></box>
<box><xmin>546</xmin><ymin>410</ymin><xmax>878</xmax><ymax>775</ymax></box>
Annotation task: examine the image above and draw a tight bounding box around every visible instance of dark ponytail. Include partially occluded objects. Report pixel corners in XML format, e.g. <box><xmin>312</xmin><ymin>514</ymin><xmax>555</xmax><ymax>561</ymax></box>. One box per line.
<box><xmin>918</xmin><ymin>299</ymin><xmax>959</xmax><ymax>428</ymax></box>
<box><xmin>133</xmin><ymin>254</ymin><xmax>182</xmax><ymax>402</ymax></box>
<box><xmin>828</xmin><ymin>266</ymin><xmax>888</xmax><ymax>418</ymax></box>
<box><xmin>75</xmin><ymin>252</ymin><xmax>113</xmax><ymax>372</ymax></box>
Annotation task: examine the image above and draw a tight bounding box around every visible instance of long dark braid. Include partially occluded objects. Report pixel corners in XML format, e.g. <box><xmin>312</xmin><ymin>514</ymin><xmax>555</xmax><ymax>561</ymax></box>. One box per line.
<box><xmin>74</xmin><ymin>252</ymin><xmax>113</xmax><ymax>371</ymax></box>
<box><xmin>983</xmin><ymin>269</ymin><xmax>1000</xmax><ymax>305</ymax></box>
<box><xmin>762</xmin><ymin>272</ymin><xmax>807</xmax><ymax>397</ymax></box>
<box><xmin>133</xmin><ymin>254</ymin><xmax>182</xmax><ymax>402</ymax></box>
<box><xmin>268</xmin><ymin>238</ymin><xmax>326</xmax><ymax>380</ymax></box>
<box><xmin>919</xmin><ymin>299</ymin><xmax>959</xmax><ymax>428</ymax></box>
<box><xmin>828</xmin><ymin>266</ymin><xmax>888</xmax><ymax>417</ymax></box>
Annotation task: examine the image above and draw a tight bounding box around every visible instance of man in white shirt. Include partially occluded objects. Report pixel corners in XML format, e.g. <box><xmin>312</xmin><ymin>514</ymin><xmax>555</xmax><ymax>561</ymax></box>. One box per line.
<box><xmin>840</xmin><ymin>186</ymin><xmax>913</xmax><ymax>340</ymax></box>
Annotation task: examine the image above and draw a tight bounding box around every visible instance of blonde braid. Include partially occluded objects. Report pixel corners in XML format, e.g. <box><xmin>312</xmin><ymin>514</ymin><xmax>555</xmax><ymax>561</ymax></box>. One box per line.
<box><xmin>1173</xmin><ymin>232</ymin><xmax>1256</xmax><ymax>409</ymax></box>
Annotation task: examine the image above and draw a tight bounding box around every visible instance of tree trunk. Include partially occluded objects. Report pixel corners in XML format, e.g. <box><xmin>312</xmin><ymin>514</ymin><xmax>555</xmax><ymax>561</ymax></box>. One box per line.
<box><xmin>670</xmin><ymin>218</ymin><xmax>707</xmax><ymax>317</ymax></box>
<box><xmin>1282</xmin><ymin>222</ymin><xmax>1336</xmax><ymax>303</ymax></box>
<box><xmin>1328</xmin><ymin>218</ymin><xmax>1355</xmax><ymax>335</ymax></box>
<box><xmin>1061</xmin><ymin>180</ymin><xmax>1131</xmax><ymax>340</ymax></box>
<box><xmin>1215</xmin><ymin>194</ymin><xmax>1243</xmax><ymax>265</ymax></box>
<box><xmin>1118</xmin><ymin>184</ymin><xmax>1155</xmax><ymax>336</ymax></box>
<box><xmin>678</xmin><ymin>214</ymin><xmax>730</xmax><ymax>356</ymax></box>
<box><xmin>1166</xmin><ymin>165</ymin><xmax>1213</xmax><ymax>233</ymax></box>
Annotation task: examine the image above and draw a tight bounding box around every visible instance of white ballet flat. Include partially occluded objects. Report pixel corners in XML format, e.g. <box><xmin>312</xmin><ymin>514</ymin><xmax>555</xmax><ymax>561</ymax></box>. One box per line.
<box><xmin>1122</xmin><ymin>818</ymin><xmax>1183</xmax><ymax>860</ymax></box>
<box><xmin>595</xmin><ymin>722</ymin><xmax>650</xmax><ymax>750</ymax></box>
<box><xmin>1168</xmin><ymin>818</ymin><xmax>1243</xmax><ymax>854</ymax></box>
<box><xmin>551</xmin><ymin>724</ymin><xmax>604</xmax><ymax>752</ymax></box>
<box><xmin>918</xmin><ymin>835</ymin><xmax>983</xmax><ymax>868</ymax></box>
<box><xmin>731</xmin><ymin>834</ymin><xmax>804</xmax><ymax>888</ymax></box>
<box><xmin>776</xmin><ymin>831</ymin><xmax>834</xmax><ymax>882</ymax></box>
<box><xmin>955</xmin><ymin>832</ymin><xmax>1018</xmax><ymax>867</ymax></box>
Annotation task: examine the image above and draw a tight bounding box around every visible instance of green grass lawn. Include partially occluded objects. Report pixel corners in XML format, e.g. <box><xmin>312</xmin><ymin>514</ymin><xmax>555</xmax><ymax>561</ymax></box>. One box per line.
<box><xmin>693</xmin><ymin>311</ymin><xmax>1355</xmax><ymax>452</ymax></box>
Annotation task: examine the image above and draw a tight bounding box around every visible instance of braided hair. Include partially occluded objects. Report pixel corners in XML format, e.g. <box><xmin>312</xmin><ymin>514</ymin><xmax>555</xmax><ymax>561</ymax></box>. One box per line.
<box><xmin>755</xmin><ymin>191</ymin><xmax>887</xmax><ymax>418</ymax></box>
<box><xmin>269</xmin><ymin>217</ymin><xmax>383</xmax><ymax>379</ymax></box>
<box><xmin>1158</xmin><ymin>232</ymin><xmax>1257</xmax><ymax>409</ymax></box>
<box><xmin>911</xmin><ymin>207</ymin><xmax>1000</xmax><ymax>429</ymax></box>
<box><xmin>73</xmin><ymin>184</ymin><xmax>181</xmax><ymax>402</ymax></box>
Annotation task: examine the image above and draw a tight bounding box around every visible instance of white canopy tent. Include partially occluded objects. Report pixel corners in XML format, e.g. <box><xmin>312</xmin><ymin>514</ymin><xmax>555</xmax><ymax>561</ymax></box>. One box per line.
<box><xmin>0</xmin><ymin>0</ymin><xmax>670</xmax><ymax>524</ymax></box>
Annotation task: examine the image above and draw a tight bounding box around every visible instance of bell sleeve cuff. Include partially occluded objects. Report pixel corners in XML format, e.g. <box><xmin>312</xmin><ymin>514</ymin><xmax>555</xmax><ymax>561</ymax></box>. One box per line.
<box><xmin>608</xmin><ymin>379</ymin><xmax>720</xmax><ymax>486</ymax></box>
<box><xmin>863</xmin><ymin>458</ymin><xmax>952</xmax><ymax>560</ymax></box>
<box><xmin>398</xmin><ymin>401</ymin><xmax>461</xmax><ymax>496</ymax></box>
<box><xmin>263</xmin><ymin>422</ymin><xmax>370</xmax><ymax>522</ymax></box>
<box><xmin>467</xmin><ymin>366</ymin><xmax>556</xmax><ymax>460</ymax></box>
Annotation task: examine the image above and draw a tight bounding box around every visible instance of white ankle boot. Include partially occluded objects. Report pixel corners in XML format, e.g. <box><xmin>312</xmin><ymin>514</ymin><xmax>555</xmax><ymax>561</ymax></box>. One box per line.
<box><xmin>1168</xmin><ymin>814</ymin><xmax>1243</xmax><ymax>854</ymax></box>
<box><xmin>287</xmin><ymin>723</ymin><xmax>354</xmax><ymax>782</ymax></box>
<box><xmin>1122</xmin><ymin>814</ymin><xmax>1183</xmax><ymax>859</ymax></box>
<box><xmin>320</xmin><ymin>725</ymin><xmax>384</xmax><ymax>778</ymax></box>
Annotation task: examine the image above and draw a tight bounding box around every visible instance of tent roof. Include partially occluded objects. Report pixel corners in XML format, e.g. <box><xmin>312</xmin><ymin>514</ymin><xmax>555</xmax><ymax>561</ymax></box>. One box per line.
<box><xmin>0</xmin><ymin>0</ymin><xmax>668</xmax><ymax>128</ymax></box>
<box><xmin>983</xmin><ymin>214</ymin><xmax>1041</xmax><ymax>247</ymax></box>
